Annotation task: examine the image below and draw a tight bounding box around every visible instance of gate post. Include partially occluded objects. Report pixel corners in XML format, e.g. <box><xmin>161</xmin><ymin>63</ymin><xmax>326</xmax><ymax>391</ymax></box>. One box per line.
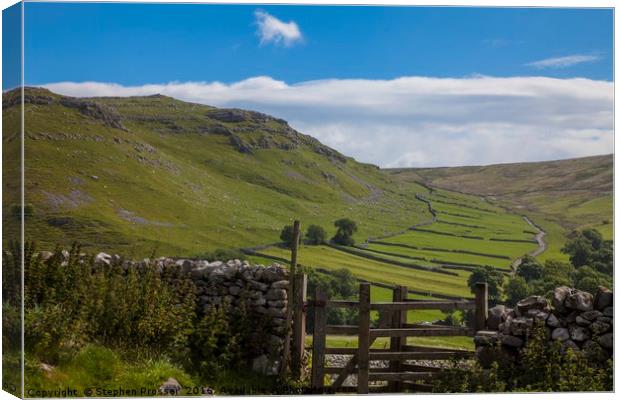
<box><xmin>357</xmin><ymin>283</ymin><xmax>371</xmax><ymax>394</ymax></box>
<box><xmin>292</xmin><ymin>273</ymin><xmax>307</xmax><ymax>379</ymax></box>
<box><xmin>474</xmin><ymin>282</ymin><xmax>488</xmax><ymax>331</ymax></box>
<box><xmin>311</xmin><ymin>288</ymin><xmax>327</xmax><ymax>391</ymax></box>
<box><xmin>389</xmin><ymin>285</ymin><xmax>407</xmax><ymax>392</ymax></box>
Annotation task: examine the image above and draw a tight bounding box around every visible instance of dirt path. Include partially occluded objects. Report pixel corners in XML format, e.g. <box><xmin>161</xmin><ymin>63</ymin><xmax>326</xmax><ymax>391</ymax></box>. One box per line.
<box><xmin>511</xmin><ymin>216</ymin><xmax>547</xmax><ymax>270</ymax></box>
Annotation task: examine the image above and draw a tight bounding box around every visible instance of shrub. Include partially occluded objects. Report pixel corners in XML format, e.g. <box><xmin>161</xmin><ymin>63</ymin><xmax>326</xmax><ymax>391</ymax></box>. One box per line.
<box><xmin>504</xmin><ymin>276</ymin><xmax>531</xmax><ymax>307</ymax></box>
<box><xmin>331</xmin><ymin>218</ymin><xmax>357</xmax><ymax>246</ymax></box>
<box><xmin>305</xmin><ymin>225</ymin><xmax>326</xmax><ymax>245</ymax></box>
<box><xmin>467</xmin><ymin>266</ymin><xmax>503</xmax><ymax>305</ymax></box>
<box><xmin>280</xmin><ymin>225</ymin><xmax>301</xmax><ymax>249</ymax></box>
<box><xmin>433</xmin><ymin>323</ymin><xmax>613</xmax><ymax>393</ymax></box>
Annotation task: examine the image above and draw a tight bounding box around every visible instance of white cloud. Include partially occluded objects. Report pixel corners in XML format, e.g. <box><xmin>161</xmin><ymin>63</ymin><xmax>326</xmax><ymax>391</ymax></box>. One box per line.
<box><xmin>526</xmin><ymin>54</ymin><xmax>601</xmax><ymax>69</ymax></box>
<box><xmin>254</xmin><ymin>10</ymin><xmax>302</xmax><ymax>47</ymax></box>
<box><xmin>43</xmin><ymin>75</ymin><xmax>613</xmax><ymax>168</ymax></box>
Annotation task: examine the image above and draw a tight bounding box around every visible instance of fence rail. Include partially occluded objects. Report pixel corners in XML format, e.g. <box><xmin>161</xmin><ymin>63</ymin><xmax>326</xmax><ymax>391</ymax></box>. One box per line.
<box><xmin>310</xmin><ymin>281</ymin><xmax>488</xmax><ymax>393</ymax></box>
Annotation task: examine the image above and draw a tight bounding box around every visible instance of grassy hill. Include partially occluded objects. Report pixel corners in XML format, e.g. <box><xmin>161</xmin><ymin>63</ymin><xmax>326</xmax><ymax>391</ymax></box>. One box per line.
<box><xmin>3</xmin><ymin>87</ymin><xmax>431</xmax><ymax>256</ymax></box>
<box><xmin>388</xmin><ymin>155</ymin><xmax>613</xmax><ymax>261</ymax></box>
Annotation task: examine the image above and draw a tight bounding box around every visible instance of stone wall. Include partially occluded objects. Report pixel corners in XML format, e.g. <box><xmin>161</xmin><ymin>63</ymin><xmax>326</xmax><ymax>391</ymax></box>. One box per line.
<box><xmin>475</xmin><ymin>286</ymin><xmax>613</xmax><ymax>367</ymax></box>
<box><xmin>90</xmin><ymin>253</ymin><xmax>291</xmax><ymax>375</ymax></box>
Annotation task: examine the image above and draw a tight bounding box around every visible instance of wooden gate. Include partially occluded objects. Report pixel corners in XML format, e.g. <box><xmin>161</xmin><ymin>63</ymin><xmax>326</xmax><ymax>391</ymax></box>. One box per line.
<box><xmin>309</xmin><ymin>282</ymin><xmax>488</xmax><ymax>393</ymax></box>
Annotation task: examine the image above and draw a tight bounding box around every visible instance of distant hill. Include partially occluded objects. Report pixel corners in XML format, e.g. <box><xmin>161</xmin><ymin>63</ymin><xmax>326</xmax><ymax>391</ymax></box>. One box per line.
<box><xmin>388</xmin><ymin>155</ymin><xmax>613</xmax><ymax>259</ymax></box>
<box><xmin>2</xmin><ymin>88</ymin><xmax>430</xmax><ymax>256</ymax></box>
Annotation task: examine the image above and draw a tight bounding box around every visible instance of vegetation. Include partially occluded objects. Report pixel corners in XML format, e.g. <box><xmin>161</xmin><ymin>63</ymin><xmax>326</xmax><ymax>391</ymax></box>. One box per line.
<box><xmin>331</xmin><ymin>218</ymin><xmax>358</xmax><ymax>246</ymax></box>
<box><xmin>434</xmin><ymin>323</ymin><xmax>613</xmax><ymax>392</ymax></box>
<box><xmin>305</xmin><ymin>224</ymin><xmax>326</xmax><ymax>245</ymax></box>
<box><xmin>280</xmin><ymin>224</ymin><xmax>297</xmax><ymax>249</ymax></box>
<box><xmin>2</xmin><ymin>242</ymin><xmax>302</xmax><ymax>395</ymax></box>
<box><xmin>467</xmin><ymin>266</ymin><xmax>504</xmax><ymax>305</ymax></box>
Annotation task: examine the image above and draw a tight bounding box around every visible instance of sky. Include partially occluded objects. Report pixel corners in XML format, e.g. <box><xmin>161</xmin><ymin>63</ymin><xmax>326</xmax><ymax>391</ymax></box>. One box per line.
<box><xmin>3</xmin><ymin>3</ymin><xmax>614</xmax><ymax>167</ymax></box>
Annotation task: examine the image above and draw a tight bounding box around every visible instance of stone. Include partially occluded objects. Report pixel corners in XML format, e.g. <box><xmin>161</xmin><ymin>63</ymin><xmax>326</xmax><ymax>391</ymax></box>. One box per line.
<box><xmin>94</xmin><ymin>252</ymin><xmax>112</xmax><ymax>266</ymax></box>
<box><xmin>516</xmin><ymin>296</ymin><xmax>548</xmax><ymax>315</ymax></box>
<box><xmin>575</xmin><ymin>316</ymin><xmax>591</xmax><ymax>327</ymax></box>
<box><xmin>271</xmin><ymin>280</ymin><xmax>290</xmax><ymax>289</ymax></box>
<box><xmin>546</xmin><ymin>313</ymin><xmax>561</xmax><ymax>328</ymax></box>
<box><xmin>267</xmin><ymin>300</ymin><xmax>287</xmax><ymax>308</ymax></box>
<box><xmin>569</xmin><ymin>326</ymin><xmax>590</xmax><ymax>342</ymax></box>
<box><xmin>596</xmin><ymin>316</ymin><xmax>612</xmax><ymax>324</ymax></box>
<box><xmin>158</xmin><ymin>378</ymin><xmax>181</xmax><ymax>395</ymax></box>
<box><xmin>581</xmin><ymin>310</ymin><xmax>603</xmax><ymax>321</ymax></box>
<box><xmin>39</xmin><ymin>251</ymin><xmax>54</xmax><ymax>261</ymax></box>
<box><xmin>267</xmin><ymin>307</ymin><xmax>287</xmax><ymax>318</ymax></box>
<box><xmin>487</xmin><ymin>305</ymin><xmax>506</xmax><ymax>330</ymax></box>
<box><xmin>510</xmin><ymin>317</ymin><xmax>534</xmax><ymax>336</ymax></box>
<box><xmin>552</xmin><ymin>286</ymin><xmax>572</xmax><ymax>314</ymax></box>
<box><xmin>474</xmin><ymin>332</ymin><xmax>499</xmax><ymax>346</ymax></box>
<box><xmin>590</xmin><ymin>321</ymin><xmax>611</xmax><ymax>335</ymax></box>
<box><xmin>501</xmin><ymin>334</ymin><xmax>524</xmax><ymax>347</ymax></box>
<box><xmin>249</xmin><ymin>281</ymin><xmax>268</xmax><ymax>291</ymax></box>
<box><xmin>597</xmin><ymin>333</ymin><xmax>613</xmax><ymax>350</ymax></box>
<box><xmin>265</xmin><ymin>288</ymin><xmax>287</xmax><ymax>300</ymax></box>
<box><xmin>594</xmin><ymin>287</ymin><xmax>613</xmax><ymax>311</ymax></box>
<box><xmin>551</xmin><ymin>328</ymin><xmax>569</xmax><ymax>341</ymax></box>
<box><xmin>562</xmin><ymin>340</ymin><xmax>580</xmax><ymax>352</ymax></box>
<box><xmin>603</xmin><ymin>306</ymin><xmax>613</xmax><ymax>317</ymax></box>
<box><xmin>191</xmin><ymin>267</ymin><xmax>207</xmax><ymax>279</ymax></box>
<box><xmin>582</xmin><ymin>340</ymin><xmax>607</xmax><ymax>363</ymax></box>
<box><xmin>565</xmin><ymin>290</ymin><xmax>593</xmax><ymax>312</ymax></box>
<box><xmin>228</xmin><ymin>286</ymin><xmax>241</xmax><ymax>296</ymax></box>
<box><xmin>252</xmin><ymin>355</ymin><xmax>279</xmax><ymax>376</ymax></box>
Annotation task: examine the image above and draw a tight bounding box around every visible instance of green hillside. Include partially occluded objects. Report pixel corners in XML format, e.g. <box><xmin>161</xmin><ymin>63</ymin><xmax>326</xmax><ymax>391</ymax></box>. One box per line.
<box><xmin>3</xmin><ymin>87</ymin><xmax>430</xmax><ymax>256</ymax></box>
<box><xmin>388</xmin><ymin>155</ymin><xmax>613</xmax><ymax>261</ymax></box>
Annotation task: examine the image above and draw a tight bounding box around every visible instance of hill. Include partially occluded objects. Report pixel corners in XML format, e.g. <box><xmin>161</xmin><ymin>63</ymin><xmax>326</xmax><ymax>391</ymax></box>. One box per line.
<box><xmin>388</xmin><ymin>155</ymin><xmax>613</xmax><ymax>260</ymax></box>
<box><xmin>2</xmin><ymin>87</ymin><xmax>431</xmax><ymax>256</ymax></box>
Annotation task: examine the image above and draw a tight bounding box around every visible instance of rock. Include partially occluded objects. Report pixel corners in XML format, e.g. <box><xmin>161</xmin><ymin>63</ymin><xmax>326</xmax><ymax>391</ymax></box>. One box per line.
<box><xmin>552</xmin><ymin>286</ymin><xmax>572</xmax><ymax>314</ymax></box>
<box><xmin>474</xmin><ymin>332</ymin><xmax>499</xmax><ymax>346</ymax></box>
<box><xmin>501</xmin><ymin>334</ymin><xmax>524</xmax><ymax>347</ymax></box>
<box><xmin>271</xmin><ymin>280</ymin><xmax>290</xmax><ymax>289</ymax></box>
<box><xmin>581</xmin><ymin>310</ymin><xmax>603</xmax><ymax>321</ymax></box>
<box><xmin>516</xmin><ymin>296</ymin><xmax>548</xmax><ymax>315</ymax></box>
<box><xmin>596</xmin><ymin>316</ymin><xmax>612</xmax><ymax>324</ymax></box>
<box><xmin>603</xmin><ymin>306</ymin><xmax>613</xmax><ymax>317</ymax></box>
<box><xmin>562</xmin><ymin>340</ymin><xmax>580</xmax><ymax>352</ymax></box>
<box><xmin>265</xmin><ymin>288</ymin><xmax>287</xmax><ymax>300</ymax></box>
<box><xmin>510</xmin><ymin>317</ymin><xmax>534</xmax><ymax>336</ymax></box>
<box><xmin>94</xmin><ymin>252</ymin><xmax>112</xmax><ymax>266</ymax></box>
<box><xmin>487</xmin><ymin>305</ymin><xmax>506</xmax><ymax>330</ymax></box>
<box><xmin>39</xmin><ymin>251</ymin><xmax>54</xmax><ymax>261</ymax></box>
<box><xmin>575</xmin><ymin>315</ymin><xmax>591</xmax><ymax>327</ymax></box>
<box><xmin>582</xmin><ymin>340</ymin><xmax>607</xmax><ymax>363</ymax></box>
<box><xmin>597</xmin><ymin>333</ymin><xmax>613</xmax><ymax>350</ymax></box>
<box><xmin>569</xmin><ymin>326</ymin><xmax>590</xmax><ymax>342</ymax></box>
<box><xmin>191</xmin><ymin>267</ymin><xmax>207</xmax><ymax>279</ymax></box>
<box><xmin>594</xmin><ymin>287</ymin><xmax>613</xmax><ymax>311</ymax></box>
<box><xmin>229</xmin><ymin>286</ymin><xmax>241</xmax><ymax>296</ymax></box>
<box><xmin>551</xmin><ymin>328</ymin><xmax>570</xmax><ymax>342</ymax></box>
<box><xmin>267</xmin><ymin>300</ymin><xmax>287</xmax><ymax>308</ymax></box>
<box><xmin>249</xmin><ymin>281</ymin><xmax>269</xmax><ymax>291</ymax></box>
<box><xmin>590</xmin><ymin>321</ymin><xmax>611</xmax><ymax>335</ymax></box>
<box><xmin>158</xmin><ymin>378</ymin><xmax>181</xmax><ymax>395</ymax></box>
<box><xmin>565</xmin><ymin>290</ymin><xmax>593</xmax><ymax>312</ymax></box>
<box><xmin>546</xmin><ymin>313</ymin><xmax>561</xmax><ymax>328</ymax></box>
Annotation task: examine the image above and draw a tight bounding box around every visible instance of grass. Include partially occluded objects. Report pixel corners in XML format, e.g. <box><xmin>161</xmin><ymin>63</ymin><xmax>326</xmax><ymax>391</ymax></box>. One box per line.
<box><xmin>22</xmin><ymin>345</ymin><xmax>201</xmax><ymax>397</ymax></box>
<box><xmin>6</xmin><ymin>87</ymin><xmax>432</xmax><ymax>256</ymax></box>
<box><xmin>260</xmin><ymin>245</ymin><xmax>472</xmax><ymax>298</ymax></box>
<box><xmin>305</xmin><ymin>335</ymin><xmax>474</xmax><ymax>351</ymax></box>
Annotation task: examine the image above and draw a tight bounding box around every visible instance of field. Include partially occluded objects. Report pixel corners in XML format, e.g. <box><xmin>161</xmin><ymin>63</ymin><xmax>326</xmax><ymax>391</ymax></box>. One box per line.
<box><xmin>259</xmin><ymin>186</ymin><xmax>539</xmax><ymax>301</ymax></box>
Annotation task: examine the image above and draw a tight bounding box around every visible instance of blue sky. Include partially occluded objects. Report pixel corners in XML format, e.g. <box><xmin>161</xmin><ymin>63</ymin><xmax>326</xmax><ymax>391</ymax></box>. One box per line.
<box><xmin>2</xmin><ymin>3</ymin><xmax>614</xmax><ymax>167</ymax></box>
<box><xmin>19</xmin><ymin>4</ymin><xmax>613</xmax><ymax>85</ymax></box>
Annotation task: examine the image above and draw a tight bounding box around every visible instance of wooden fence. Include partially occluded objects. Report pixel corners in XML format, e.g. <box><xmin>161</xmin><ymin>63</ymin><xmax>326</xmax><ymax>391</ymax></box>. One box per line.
<box><xmin>308</xmin><ymin>281</ymin><xmax>488</xmax><ymax>393</ymax></box>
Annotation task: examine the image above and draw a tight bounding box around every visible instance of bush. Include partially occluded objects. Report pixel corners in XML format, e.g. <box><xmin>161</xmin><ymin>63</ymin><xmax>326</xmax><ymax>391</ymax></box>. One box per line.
<box><xmin>467</xmin><ymin>266</ymin><xmax>503</xmax><ymax>305</ymax></box>
<box><xmin>305</xmin><ymin>225</ymin><xmax>326</xmax><ymax>245</ymax></box>
<box><xmin>280</xmin><ymin>225</ymin><xmax>301</xmax><ymax>249</ymax></box>
<box><xmin>434</xmin><ymin>323</ymin><xmax>613</xmax><ymax>393</ymax></box>
<box><xmin>331</xmin><ymin>218</ymin><xmax>357</xmax><ymax>246</ymax></box>
<box><xmin>504</xmin><ymin>276</ymin><xmax>530</xmax><ymax>307</ymax></box>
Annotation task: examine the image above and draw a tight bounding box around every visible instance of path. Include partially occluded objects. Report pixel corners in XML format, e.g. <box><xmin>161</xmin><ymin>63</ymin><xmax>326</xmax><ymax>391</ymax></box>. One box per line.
<box><xmin>511</xmin><ymin>216</ymin><xmax>547</xmax><ymax>270</ymax></box>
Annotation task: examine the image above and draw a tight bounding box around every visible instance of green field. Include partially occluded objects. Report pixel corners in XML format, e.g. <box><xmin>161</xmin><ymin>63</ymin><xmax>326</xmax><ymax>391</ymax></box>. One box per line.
<box><xmin>260</xmin><ymin>245</ymin><xmax>472</xmax><ymax>298</ymax></box>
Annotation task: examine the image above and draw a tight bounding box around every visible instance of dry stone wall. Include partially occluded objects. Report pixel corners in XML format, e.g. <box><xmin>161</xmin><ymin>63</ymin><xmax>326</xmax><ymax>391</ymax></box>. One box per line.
<box><xmin>92</xmin><ymin>252</ymin><xmax>291</xmax><ymax>375</ymax></box>
<box><xmin>475</xmin><ymin>286</ymin><xmax>613</xmax><ymax>367</ymax></box>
